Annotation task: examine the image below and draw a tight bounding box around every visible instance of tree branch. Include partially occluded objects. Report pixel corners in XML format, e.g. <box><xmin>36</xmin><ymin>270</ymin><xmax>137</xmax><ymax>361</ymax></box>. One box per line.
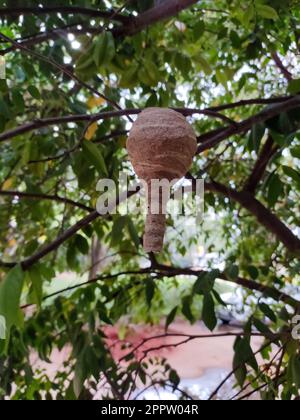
<box><xmin>0</xmin><ymin>190</ymin><xmax>94</xmax><ymax>212</ymax></box>
<box><xmin>0</xmin><ymin>96</ymin><xmax>297</xmax><ymax>144</ymax></box>
<box><xmin>271</xmin><ymin>52</ymin><xmax>293</xmax><ymax>82</ymax></box>
<box><xmin>121</xmin><ymin>331</ymin><xmax>269</xmax><ymax>364</ymax></box>
<box><xmin>206</xmin><ymin>96</ymin><xmax>292</xmax><ymax>112</ymax></box>
<box><xmin>113</xmin><ymin>0</ymin><xmax>200</xmax><ymax>37</ymax></box>
<box><xmin>205</xmin><ymin>180</ymin><xmax>300</xmax><ymax>255</ymax></box>
<box><xmin>243</xmin><ymin>136</ymin><xmax>279</xmax><ymax>194</ymax></box>
<box><xmin>208</xmin><ymin>340</ymin><xmax>277</xmax><ymax>400</ymax></box>
<box><xmin>197</xmin><ymin>95</ymin><xmax>300</xmax><ymax>153</ymax></box>
<box><xmin>0</xmin><ymin>107</ymin><xmax>233</xmax><ymax>143</ymax></box>
<box><xmin>0</xmin><ymin>190</ymin><xmax>137</xmax><ymax>271</ymax></box>
<box><xmin>19</xmin><ymin>265</ymin><xmax>299</xmax><ymax>310</ymax></box>
<box><xmin>153</xmin><ymin>263</ymin><xmax>299</xmax><ymax>308</ymax></box>
<box><xmin>0</xmin><ymin>109</ymin><xmax>139</xmax><ymax>143</ymax></box>
<box><xmin>0</xmin><ymin>6</ymin><xmax>131</xmax><ymax>23</ymax></box>
<box><xmin>0</xmin><ymin>26</ymin><xmax>99</xmax><ymax>55</ymax></box>
<box><xmin>1</xmin><ymin>171</ymin><xmax>299</xmax><ymax>273</ymax></box>
<box><xmin>0</xmin><ymin>1</ymin><xmax>200</xmax><ymax>54</ymax></box>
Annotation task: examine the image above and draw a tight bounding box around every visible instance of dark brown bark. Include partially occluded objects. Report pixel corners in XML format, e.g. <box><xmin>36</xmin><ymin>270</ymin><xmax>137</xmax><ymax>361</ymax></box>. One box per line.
<box><xmin>243</xmin><ymin>136</ymin><xmax>279</xmax><ymax>194</ymax></box>
<box><xmin>271</xmin><ymin>52</ymin><xmax>293</xmax><ymax>82</ymax></box>
<box><xmin>113</xmin><ymin>0</ymin><xmax>200</xmax><ymax>37</ymax></box>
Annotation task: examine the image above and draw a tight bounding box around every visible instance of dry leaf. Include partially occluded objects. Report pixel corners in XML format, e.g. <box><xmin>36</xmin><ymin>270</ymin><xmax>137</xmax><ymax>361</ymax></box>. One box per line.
<box><xmin>85</xmin><ymin>122</ymin><xmax>98</xmax><ymax>140</ymax></box>
<box><xmin>87</xmin><ymin>96</ymin><xmax>105</xmax><ymax>109</ymax></box>
<box><xmin>2</xmin><ymin>178</ymin><xmax>14</xmax><ymax>191</ymax></box>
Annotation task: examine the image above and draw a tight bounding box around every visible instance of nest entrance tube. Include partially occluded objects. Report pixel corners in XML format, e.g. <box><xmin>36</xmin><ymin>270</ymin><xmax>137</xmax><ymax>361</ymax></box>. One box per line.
<box><xmin>127</xmin><ymin>108</ymin><xmax>197</xmax><ymax>253</ymax></box>
<box><xmin>144</xmin><ymin>182</ymin><xmax>167</xmax><ymax>253</ymax></box>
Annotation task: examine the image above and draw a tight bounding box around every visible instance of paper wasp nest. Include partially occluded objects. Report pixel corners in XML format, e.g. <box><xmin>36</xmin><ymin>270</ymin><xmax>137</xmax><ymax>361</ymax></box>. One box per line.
<box><xmin>127</xmin><ymin>108</ymin><xmax>197</xmax><ymax>253</ymax></box>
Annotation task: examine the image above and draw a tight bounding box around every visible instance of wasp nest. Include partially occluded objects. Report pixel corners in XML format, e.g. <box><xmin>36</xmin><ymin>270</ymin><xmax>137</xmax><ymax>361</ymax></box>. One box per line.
<box><xmin>127</xmin><ymin>108</ymin><xmax>197</xmax><ymax>253</ymax></box>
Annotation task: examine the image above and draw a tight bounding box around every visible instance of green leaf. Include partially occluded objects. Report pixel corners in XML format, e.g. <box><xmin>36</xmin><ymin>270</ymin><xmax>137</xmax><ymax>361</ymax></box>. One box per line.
<box><xmin>126</xmin><ymin>218</ymin><xmax>140</xmax><ymax>250</ymax></box>
<box><xmin>12</xmin><ymin>90</ymin><xmax>25</xmax><ymax>112</ymax></box>
<box><xmin>74</xmin><ymin>234</ymin><xmax>89</xmax><ymax>255</ymax></box>
<box><xmin>165</xmin><ymin>306</ymin><xmax>178</xmax><ymax>331</ymax></box>
<box><xmin>141</xmin><ymin>60</ymin><xmax>161</xmax><ymax>86</ymax></box>
<box><xmin>225</xmin><ymin>264</ymin><xmax>239</xmax><ymax>281</ymax></box>
<box><xmin>233</xmin><ymin>335</ymin><xmax>258</xmax><ymax>386</ymax></box>
<box><xmin>216</xmin><ymin>69</ymin><xmax>228</xmax><ymax>88</ymax></box>
<box><xmin>267</xmin><ymin>173</ymin><xmax>284</xmax><ymax>207</ymax></box>
<box><xmin>278</xmin><ymin>307</ymin><xmax>290</xmax><ymax>322</ymax></box>
<box><xmin>253</xmin><ymin>317</ymin><xmax>273</xmax><ymax>336</ymax></box>
<box><xmin>27</xmin><ymin>266</ymin><xmax>43</xmax><ymax>307</ymax></box>
<box><xmin>291</xmin><ymin>355</ymin><xmax>300</xmax><ymax>388</ymax></box>
<box><xmin>39</xmin><ymin>264</ymin><xmax>55</xmax><ymax>282</ymax></box>
<box><xmin>110</xmin><ymin>216</ymin><xmax>128</xmax><ymax>247</ymax></box>
<box><xmin>93</xmin><ymin>35</ymin><xmax>107</xmax><ymax>67</ymax></box>
<box><xmin>233</xmin><ymin>356</ymin><xmax>247</xmax><ymax>387</ymax></box>
<box><xmin>239</xmin><ymin>4</ymin><xmax>255</xmax><ymax>27</ymax></box>
<box><xmin>202</xmin><ymin>293</ymin><xmax>217</xmax><ymax>331</ymax></box>
<box><xmin>82</xmin><ymin>139</ymin><xmax>108</xmax><ymax>176</ymax></box>
<box><xmin>169</xmin><ymin>369</ymin><xmax>180</xmax><ymax>390</ymax></box>
<box><xmin>282</xmin><ymin>165</ymin><xmax>300</xmax><ymax>187</ymax></box>
<box><xmin>248</xmin><ymin>123</ymin><xmax>265</xmax><ymax>152</ymax></box>
<box><xmin>76</xmin><ymin>48</ymin><xmax>95</xmax><ymax>73</ymax></box>
<box><xmin>28</xmin><ymin>85</ymin><xmax>40</xmax><ymax>99</ymax></box>
<box><xmin>93</xmin><ymin>32</ymin><xmax>115</xmax><ymax>67</ymax></box>
<box><xmin>256</xmin><ymin>4</ymin><xmax>279</xmax><ymax>20</ymax></box>
<box><xmin>138</xmin><ymin>68</ymin><xmax>153</xmax><ymax>86</ymax></box>
<box><xmin>0</xmin><ymin>265</ymin><xmax>25</xmax><ymax>348</ymax></box>
<box><xmin>97</xmin><ymin>304</ymin><xmax>113</xmax><ymax>325</ymax></box>
<box><xmin>67</xmin><ymin>241</ymin><xmax>79</xmax><ymax>270</ymax></box>
<box><xmin>212</xmin><ymin>289</ymin><xmax>227</xmax><ymax>307</ymax></box>
<box><xmin>196</xmin><ymin>54</ymin><xmax>212</xmax><ymax>75</ymax></box>
<box><xmin>247</xmin><ymin>265</ymin><xmax>259</xmax><ymax>280</ymax></box>
<box><xmin>145</xmin><ymin>278</ymin><xmax>155</xmax><ymax>307</ymax></box>
<box><xmin>174</xmin><ymin>53</ymin><xmax>191</xmax><ymax>76</ymax></box>
<box><xmin>73</xmin><ymin>353</ymin><xmax>88</xmax><ymax>398</ymax></box>
<box><xmin>0</xmin><ymin>94</ymin><xmax>9</xmax><ymax>118</ymax></box>
<box><xmin>258</xmin><ymin>303</ymin><xmax>277</xmax><ymax>323</ymax></box>
<box><xmin>290</xmin><ymin>146</ymin><xmax>300</xmax><ymax>159</ymax></box>
<box><xmin>193</xmin><ymin>270</ymin><xmax>219</xmax><ymax>295</ymax></box>
<box><xmin>279</xmin><ymin>112</ymin><xmax>294</xmax><ymax>134</ymax></box>
<box><xmin>288</xmin><ymin>79</ymin><xmax>300</xmax><ymax>94</ymax></box>
<box><xmin>119</xmin><ymin>64</ymin><xmax>139</xmax><ymax>88</ymax></box>
<box><xmin>193</xmin><ymin>21</ymin><xmax>205</xmax><ymax>40</ymax></box>
<box><xmin>182</xmin><ymin>296</ymin><xmax>194</xmax><ymax>323</ymax></box>
<box><xmin>234</xmin><ymin>336</ymin><xmax>258</xmax><ymax>371</ymax></box>
<box><xmin>230</xmin><ymin>31</ymin><xmax>242</xmax><ymax>48</ymax></box>
<box><xmin>193</xmin><ymin>272</ymin><xmax>207</xmax><ymax>294</ymax></box>
<box><xmin>271</xmin><ymin>131</ymin><xmax>286</xmax><ymax>147</ymax></box>
<box><xmin>146</xmin><ymin>93</ymin><xmax>158</xmax><ymax>107</ymax></box>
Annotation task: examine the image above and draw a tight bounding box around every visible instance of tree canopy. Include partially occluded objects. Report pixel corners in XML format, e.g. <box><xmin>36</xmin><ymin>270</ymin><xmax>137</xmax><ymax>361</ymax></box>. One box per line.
<box><xmin>0</xmin><ymin>0</ymin><xmax>300</xmax><ymax>400</ymax></box>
